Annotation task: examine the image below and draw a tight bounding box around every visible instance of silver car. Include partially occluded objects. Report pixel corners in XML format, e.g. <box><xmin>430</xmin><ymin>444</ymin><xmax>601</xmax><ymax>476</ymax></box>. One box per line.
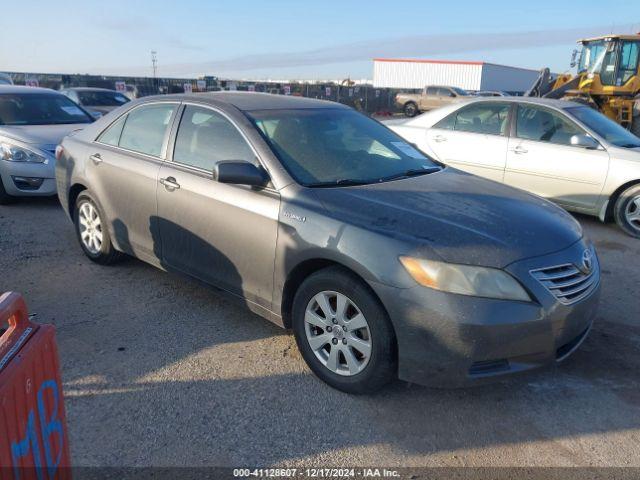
<box><xmin>389</xmin><ymin>97</ymin><xmax>640</xmax><ymax>237</ymax></box>
<box><xmin>0</xmin><ymin>86</ymin><xmax>94</xmax><ymax>203</ymax></box>
<box><xmin>56</xmin><ymin>93</ymin><xmax>599</xmax><ymax>393</ymax></box>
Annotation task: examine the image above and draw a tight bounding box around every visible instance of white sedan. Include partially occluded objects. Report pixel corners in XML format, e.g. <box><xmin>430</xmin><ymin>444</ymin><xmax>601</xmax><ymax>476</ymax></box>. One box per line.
<box><xmin>388</xmin><ymin>97</ymin><xmax>640</xmax><ymax>238</ymax></box>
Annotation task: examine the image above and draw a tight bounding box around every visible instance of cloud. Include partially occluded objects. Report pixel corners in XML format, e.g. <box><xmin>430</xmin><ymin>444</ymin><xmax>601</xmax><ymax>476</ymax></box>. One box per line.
<box><xmin>94</xmin><ymin>23</ymin><xmax>639</xmax><ymax>77</ymax></box>
<box><xmin>97</xmin><ymin>16</ymin><xmax>204</xmax><ymax>52</ymax></box>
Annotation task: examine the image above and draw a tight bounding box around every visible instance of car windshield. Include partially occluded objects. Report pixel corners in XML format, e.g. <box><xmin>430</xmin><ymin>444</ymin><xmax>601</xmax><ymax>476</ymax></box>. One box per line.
<box><xmin>0</xmin><ymin>93</ymin><xmax>93</xmax><ymax>125</ymax></box>
<box><xmin>452</xmin><ymin>87</ymin><xmax>469</xmax><ymax>96</ymax></box>
<box><xmin>248</xmin><ymin>108</ymin><xmax>441</xmax><ymax>186</ymax></box>
<box><xmin>77</xmin><ymin>90</ymin><xmax>130</xmax><ymax>107</ymax></box>
<box><xmin>568</xmin><ymin>106</ymin><xmax>640</xmax><ymax>148</ymax></box>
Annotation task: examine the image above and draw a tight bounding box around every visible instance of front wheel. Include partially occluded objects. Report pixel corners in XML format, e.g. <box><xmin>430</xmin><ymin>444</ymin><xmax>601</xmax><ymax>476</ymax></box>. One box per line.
<box><xmin>74</xmin><ymin>191</ymin><xmax>123</xmax><ymax>264</ymax></box>
<box><xmin>292</xmin><ymin>267</ymin><xmax>396</xmax><ymax>394</ymax></box>
<box><xmin>613</xmin><ymin>184</ymin><xmax>640</xmax><ymax>238</ymax></box>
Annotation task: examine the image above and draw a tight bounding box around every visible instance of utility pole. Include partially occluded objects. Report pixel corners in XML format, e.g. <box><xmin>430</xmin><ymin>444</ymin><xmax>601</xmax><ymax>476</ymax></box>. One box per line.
<box><xmin>151</xmin><ymin>50</ymin><xmax>158</xmax><ymax>92</ymax></box>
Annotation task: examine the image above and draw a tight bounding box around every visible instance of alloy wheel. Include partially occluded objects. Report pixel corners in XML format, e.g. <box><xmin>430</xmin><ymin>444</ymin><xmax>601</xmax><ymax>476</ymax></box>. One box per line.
<box><xmin>625</xmin><ymin>195</ymin><xmax>640</xmax><ymax>232</ymax></box>
<box><xmin>78</xmin><ymin>202</ymin><xmax>103</xmax><ymax>254</ymax></box>
<box><xmin>304</xmin><ymin>291</ymin><xmax>372</xmax><ymax>376</ymax></box>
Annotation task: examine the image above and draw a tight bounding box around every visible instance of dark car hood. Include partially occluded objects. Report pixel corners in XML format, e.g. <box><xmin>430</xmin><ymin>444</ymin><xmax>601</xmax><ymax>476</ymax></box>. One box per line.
<box><xmin>0</xmin><ymin>124</ymin><xmax>87</xmax><ymax>148</ymax></box>
<box><xmin>313</xmin><ymin>168</ymin><xmax>582</xmax><ymax>268</ymax></box>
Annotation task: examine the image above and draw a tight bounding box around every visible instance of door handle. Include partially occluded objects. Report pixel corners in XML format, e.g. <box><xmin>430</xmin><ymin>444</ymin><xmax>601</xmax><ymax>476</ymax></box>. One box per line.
<box><xmin>159</xmin><ymin>176</ymin><xmax>181</xmax><ymax>191</ymax></box>
<box><xmin>433</xmin><ymin>135</ymin><xmax>448</xmax><ymax>143</ymax></box>
<box><xmin>512</xmin><ymin>146</ymin><xmax>528</xmax><ymax>154</ymax></box>
<box><xmin>89</xmin><ymin>153</ymin><xmax>102</xmax><ymax>165</ymax></box>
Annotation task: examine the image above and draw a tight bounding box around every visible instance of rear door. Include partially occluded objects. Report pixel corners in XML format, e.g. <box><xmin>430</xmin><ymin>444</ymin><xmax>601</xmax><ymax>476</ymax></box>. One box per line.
<box><xmin>156</xmin><ymin>103</ymin><xmax>279</xmax><ymax>309</ymax></box>
<box><xmin>424</xmin><ymin>102</ymin><xmax>511</xmax><ymax>182</ymax></box>
<box><xmin>504</xmin><ymin>104</ymin><xmax>609</xmax><ymax>208</ymax></box>
<box><xmin>419</xmin><ymin>87</ymin><xmax>440</xmax><ymax>111</ymax></box>
<box><xmin>88</xmin><ymin>102</ymin><xmax>179</xmax><ymax>263</ymax></box>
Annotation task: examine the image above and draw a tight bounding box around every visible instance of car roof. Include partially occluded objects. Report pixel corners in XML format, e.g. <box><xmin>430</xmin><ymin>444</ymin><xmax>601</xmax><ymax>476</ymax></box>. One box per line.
<box><xmin>62</xmin><ymin>87</ymin><xmax>121</xmax><ymax>92</ymax></box>
<box><xmin>0</xmin><ymin>85</ymin><xmax>62</xmax><ymax>95</ymax></box>
<box><xmin>458</xmin><ymin>96</ymin><xmax>584</xmax><ymax>109</ymax></box>
<box><xmin>140</xmin><ymin>91</ymin><xmax>348</xmax><ymax>111</ymax></box>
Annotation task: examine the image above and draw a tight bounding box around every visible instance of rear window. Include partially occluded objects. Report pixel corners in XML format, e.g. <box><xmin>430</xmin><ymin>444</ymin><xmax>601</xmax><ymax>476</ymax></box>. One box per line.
<box><xmin>78</xmin><ymin>91</ymin><xmax>130</xmax><ymax>107</ymax></box>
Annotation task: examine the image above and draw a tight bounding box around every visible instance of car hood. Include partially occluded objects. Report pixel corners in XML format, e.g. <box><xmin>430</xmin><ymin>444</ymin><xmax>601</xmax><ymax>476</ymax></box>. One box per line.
<box><xmin>313</xmin><ymin>168</ymin><xmax>583</xmax><ymax>268</ymax></box>
<box><xmin>0</xmin><ymin>124</ymin><xmax>88</xmax><ymax>150</ymax></box>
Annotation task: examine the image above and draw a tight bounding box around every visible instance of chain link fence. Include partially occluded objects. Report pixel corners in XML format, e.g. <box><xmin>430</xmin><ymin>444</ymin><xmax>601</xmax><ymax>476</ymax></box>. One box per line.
<box><xmin>2</xmin><ymin>72</ymin><xmax>405</xmax><ymax>115</ymax></box>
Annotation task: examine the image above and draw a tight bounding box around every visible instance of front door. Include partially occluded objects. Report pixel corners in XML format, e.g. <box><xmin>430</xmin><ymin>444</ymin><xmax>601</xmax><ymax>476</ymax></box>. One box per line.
<box><xmin>156</xmin><ymin>104</ymin><xmax>279</xmax><ymax>309</ymax></box>
<box><xmin>504</xmin><ymin>104</ymin><xmax>609</xmax><ymax>209</ymax></box>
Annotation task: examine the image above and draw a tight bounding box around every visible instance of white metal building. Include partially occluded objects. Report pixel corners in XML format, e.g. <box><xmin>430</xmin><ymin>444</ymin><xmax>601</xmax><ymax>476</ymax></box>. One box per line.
<box><xmin>373</xmin><ymin>59</ymin><xmax>540</xmax><ymax>92</ymax></box>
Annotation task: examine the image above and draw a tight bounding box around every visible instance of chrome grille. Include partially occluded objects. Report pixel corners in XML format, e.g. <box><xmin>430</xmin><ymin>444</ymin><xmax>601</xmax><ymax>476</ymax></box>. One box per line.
<box><xmin>530</xmin><ymin>259</ymin><xmax>599</xmax><ymax>305</ymax></box>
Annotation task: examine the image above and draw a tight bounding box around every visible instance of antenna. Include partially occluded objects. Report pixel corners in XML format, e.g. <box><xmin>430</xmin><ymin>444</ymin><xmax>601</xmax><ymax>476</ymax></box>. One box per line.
<box><xmin>151</xmin><ymin>50</ymin><xmax>158</xmax><ymax>92</ymax></box>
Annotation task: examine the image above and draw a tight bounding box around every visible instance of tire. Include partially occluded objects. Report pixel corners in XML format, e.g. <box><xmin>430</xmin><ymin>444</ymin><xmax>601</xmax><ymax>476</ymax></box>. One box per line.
<box><xmin>0</xmin><ymin>175</ymin><xmax>15</xmax><ymax>205</ymax></box>
<box><xmin>403</xmin><ymin>102</ymin><xmax>419</xmax><ymax>118</ymax></box>
<box><xmin>613</xmin><ymin>184</ymin><xmax>640</xmax><ymax>238</ymax></box>
<box><xmin>74</xmin><ymin>191</ymin><xmax>122</xmax><ymax>264</ymax></box>
<box><xmin>292</xmin><ymin>267</ymin><xmax>396</xmax><ymax>394</ymax></box>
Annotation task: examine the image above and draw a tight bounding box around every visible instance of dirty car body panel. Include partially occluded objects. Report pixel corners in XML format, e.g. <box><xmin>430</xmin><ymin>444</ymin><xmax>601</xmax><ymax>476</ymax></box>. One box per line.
<box><xmin>56</xmin><ymin>92</ymin><xmax>599</xmax><ymax>388</ymax></box>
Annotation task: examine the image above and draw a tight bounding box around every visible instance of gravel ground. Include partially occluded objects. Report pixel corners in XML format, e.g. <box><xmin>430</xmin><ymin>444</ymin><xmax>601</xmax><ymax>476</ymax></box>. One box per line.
<box><xmin>1</xmin><ymin>196</ymin><xmax>639</xmax><ymax>468</ymax></box>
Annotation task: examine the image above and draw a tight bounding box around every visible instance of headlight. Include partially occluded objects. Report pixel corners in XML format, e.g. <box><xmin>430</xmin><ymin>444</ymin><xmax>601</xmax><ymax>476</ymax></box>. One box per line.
<box><xmin>0</xmin><ymin>142</ymin><xmax>47</xmax><ymax>163</ymax></box>
<box><xmin>399</xmin><ymin>256</ymin><xmax>531</xmax><ymax>302</ymax></box>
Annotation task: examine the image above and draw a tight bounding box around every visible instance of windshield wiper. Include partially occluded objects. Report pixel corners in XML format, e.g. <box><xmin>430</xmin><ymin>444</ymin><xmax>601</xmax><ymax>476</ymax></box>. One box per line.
<box><xmin>619</xmin><ymin>143</ymin><xmax>640</xmax><ymax>148</ymax></box>
<box><xmin>376</xmin><ymin>166</ymin><xmax>441</xmax><ymax>183</ymax></box>
<box><xmin>306</xmin><ymin>178</ymin><xmax>373</xmax><ymax>188</ymax></box>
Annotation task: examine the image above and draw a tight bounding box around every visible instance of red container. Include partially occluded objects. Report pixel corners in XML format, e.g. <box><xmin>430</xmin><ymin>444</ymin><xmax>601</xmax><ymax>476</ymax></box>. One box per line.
<box><xmin>0</xmin><ymin>292</ymin><xmax>71</xmax><ymax>480</ymax></box>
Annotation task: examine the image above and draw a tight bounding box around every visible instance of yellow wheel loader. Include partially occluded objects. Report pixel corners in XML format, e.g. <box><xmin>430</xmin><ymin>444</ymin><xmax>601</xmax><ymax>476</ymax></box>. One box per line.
<box><xmin>526</xmin><ymin>34</ymin><xmax>640</xmax><ymax>137</ymax></box>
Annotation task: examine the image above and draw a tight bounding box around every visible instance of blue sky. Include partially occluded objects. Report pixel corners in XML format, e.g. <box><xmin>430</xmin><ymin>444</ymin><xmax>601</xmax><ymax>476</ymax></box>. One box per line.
<box><xmin>1</xmin><ymin>0</ymin><xmax>638</xmax><ymax>80</ymax></box>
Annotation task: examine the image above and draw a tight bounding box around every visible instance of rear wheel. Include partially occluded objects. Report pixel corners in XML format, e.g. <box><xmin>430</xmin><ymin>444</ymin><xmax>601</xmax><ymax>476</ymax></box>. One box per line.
<box><xmin>74</xmin><ymin>191</ymin><xmax>122</xmax><ymax>264</ymax></box>
<box><xmin>613</xmin><ymin>184</ymin><xmax>640</xmax><ymax>238</ymax></box>
<box><xmin>292</xmin><ymin>267</ymin><xmax>396</xmax><ymax>394</ymax></box>
<box><xmin>403</xmin><ymin>102</ymin><xmax>419</xmax><ymax>117</ymax></box>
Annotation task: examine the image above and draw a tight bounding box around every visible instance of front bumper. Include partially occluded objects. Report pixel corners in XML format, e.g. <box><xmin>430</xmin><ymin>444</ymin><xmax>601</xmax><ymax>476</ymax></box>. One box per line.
<box><xmin>373</xmin><ymin>239</ymin><xmax>600</xmax><ymax>387</ymax></box>
<box><xmin>0</xmin><ymin>158</ymin><xmax>57</xmax><ymax>197</ymax></box>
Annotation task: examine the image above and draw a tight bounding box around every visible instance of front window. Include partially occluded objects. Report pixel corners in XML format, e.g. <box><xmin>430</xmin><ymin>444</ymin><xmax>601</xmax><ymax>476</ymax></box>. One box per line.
<box><xmin>516</xmin><ymin>105</ymin><xmax>584</xmax><ymax>146</ymax></box>
<box><xmin>0</xmin><ymin>93</ymin><xmax>93</xmax><ymax>125</ymax></box>
<box><xmin>450</xmin><ymin>87</ymin><xmax>469</xmax><ymax>96</ymax></box>
<box><xmin>173</xmin><ymin>105</ymin><xmax>255</xmax><ymax>171</ymax></box>
<box><xmin>78</xmin><ymin>90</ymin><xmax>130</xmax><ymax>107</ymax></box>
<box><xmin>247</xmin><ymin>108</ymin><xmax>440</xmax><ymax>186</ymax></box>
<box><xmin>568</xmin><ymin>106</ymin><xmax>640</xmax><ymax>148</ymax></box>
<box><xmin>578</xmin><ymin>40</ymin><xmax>606</xmax><ymax>73</ymax></box>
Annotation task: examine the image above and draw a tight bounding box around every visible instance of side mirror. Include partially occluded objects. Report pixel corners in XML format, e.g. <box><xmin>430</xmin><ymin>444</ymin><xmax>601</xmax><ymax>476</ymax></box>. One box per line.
<box><xmin>213</xmin><ymin>161</ymin><xmax>269</xmax><ymax>187</ymax></box>
<box><xmin>570</xmin><ymin>134</ymin><xmax>600</xmax><ymax>149</ymax></box>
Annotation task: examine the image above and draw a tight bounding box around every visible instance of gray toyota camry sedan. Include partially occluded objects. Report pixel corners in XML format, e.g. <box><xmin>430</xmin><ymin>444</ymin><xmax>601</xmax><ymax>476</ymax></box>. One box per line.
<box><xmin>55</xmin><ymin>92</ymin><xmax>600</xmax><ymax>393</ymax></box>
